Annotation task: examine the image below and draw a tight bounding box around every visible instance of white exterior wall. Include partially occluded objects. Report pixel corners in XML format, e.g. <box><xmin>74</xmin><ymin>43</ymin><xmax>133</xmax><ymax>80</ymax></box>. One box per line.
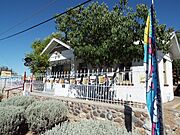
<box><xmin>121</xmin><ymin>53</ymin><xmax>174</xmax><ymax>103</ymax></box>
<box><xmin>131</xmin><ymin>66</ymin><xmax>146</xmax><ymax>86</ymax></box>
<box><xmin>115</xmin><ymin>85</ymin><xmax>146</xmax><ymax>103</ymax></box>
<box><xmin>157</xmin><ymin>53</ymin><xmax>174</xmax><ymax>102</ymax></box>
<box><xmin>49</xmin><ymin>50</ymin><xmax>74</xmax><ymax>62</ymax></box>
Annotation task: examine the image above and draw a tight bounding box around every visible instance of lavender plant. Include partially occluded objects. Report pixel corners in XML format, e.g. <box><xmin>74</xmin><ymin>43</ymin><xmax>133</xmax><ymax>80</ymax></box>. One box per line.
<box><xmin>0</xmin><ymin>106</ymin><xmax>27</xmax><ymax>135</ymax></box>
<box><xmin>25</xmin><ymin>100</ymin><xmax>68</xmax><ymax>134</ymax></box>
<box><xmin>43</xmin><ymin>120</ymin><xmax>139</xmax><ymax>135</ymax></box>
<box><xmin>0</xmin><ymin>95</ymin><xmax>36</xmax><ymax>108</ymax></box>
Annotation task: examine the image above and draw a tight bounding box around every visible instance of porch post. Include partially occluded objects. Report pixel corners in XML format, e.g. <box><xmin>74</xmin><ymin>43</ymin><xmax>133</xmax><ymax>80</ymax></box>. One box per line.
<box><xmin>70</xmin><ymin>56</ymin><xmax>75</xmax><ymax>75</ymax></box>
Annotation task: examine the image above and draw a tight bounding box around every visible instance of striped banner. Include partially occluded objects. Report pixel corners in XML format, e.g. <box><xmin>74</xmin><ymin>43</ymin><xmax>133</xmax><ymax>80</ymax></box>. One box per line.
<box><xmin>144</xmin><ymin>5</ymin><xmax>164</xmax><ymax>135</ymax></box>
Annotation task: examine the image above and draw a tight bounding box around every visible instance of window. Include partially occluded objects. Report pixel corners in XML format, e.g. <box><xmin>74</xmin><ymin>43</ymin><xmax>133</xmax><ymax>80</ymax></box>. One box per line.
<box><xmin>163</xmin><ymin>59</ymin><xmax>168</xmax><ymax>86</ymax></box>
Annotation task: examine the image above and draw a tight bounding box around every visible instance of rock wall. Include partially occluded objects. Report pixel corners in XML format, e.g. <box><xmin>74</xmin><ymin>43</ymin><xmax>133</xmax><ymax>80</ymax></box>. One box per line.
<box><xmin>65</xmin><ymin>100</ymin><xmax>150</xmax><ymax>134</ymax></box>
<box><xmin>32</xmin><ymin>93</ymin><xmax>150</xmax><ymax>134</ymax></box>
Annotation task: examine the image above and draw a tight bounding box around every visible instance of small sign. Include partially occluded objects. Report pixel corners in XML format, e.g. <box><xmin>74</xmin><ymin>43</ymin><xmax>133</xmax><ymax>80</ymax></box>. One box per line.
<box><xmin>1</xmin><ymin>71</ymin><xmax>12</xmax><ymax>77</ymax></box>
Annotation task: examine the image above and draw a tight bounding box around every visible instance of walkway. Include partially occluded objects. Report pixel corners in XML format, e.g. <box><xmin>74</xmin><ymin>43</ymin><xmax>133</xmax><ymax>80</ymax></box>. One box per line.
<box><xmin>164</xmin><ymin>96</ymin><xmax>180</xmax><ymax>110</ymax></box>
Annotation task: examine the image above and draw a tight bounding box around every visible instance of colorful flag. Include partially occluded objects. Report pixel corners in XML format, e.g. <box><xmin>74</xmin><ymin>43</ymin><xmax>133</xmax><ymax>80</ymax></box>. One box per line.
<box><xmin>144</xmin><ymin>5</ymin><xmax>164</xmax><ymax>135</ymax></box>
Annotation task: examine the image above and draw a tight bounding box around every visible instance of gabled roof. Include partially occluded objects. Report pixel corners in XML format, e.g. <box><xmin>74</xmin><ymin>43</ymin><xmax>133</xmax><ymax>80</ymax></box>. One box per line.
<box><xmin>169</xmin><ymin>31</ymin><xmax>180</xmax><ymax>60</ymax></box>
<box><xmin>175</xmin><ymin>31</ymin><xmax>180</xmax><ymax>44</ymax></box>
<box><xmin>41</xmin><ymin>38</ymin><xmax>73</xmax><ymax>55</ymax></box>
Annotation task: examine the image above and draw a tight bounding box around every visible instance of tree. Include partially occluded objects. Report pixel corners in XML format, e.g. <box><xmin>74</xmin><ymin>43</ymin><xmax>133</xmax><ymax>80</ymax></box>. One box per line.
<box><xmin>55</xmin><ymin>0</ymin><xmax>173</xmax><ymax>68</ymax></box>
<box><xmin>134</xmin><ymin>3</ymin><xmax>174</xmax><ymax>53</ymax></box>
<box><xmin>26</xmin><ymin>33</ymin><xmax>61</xmax><ymax>74</ymax></box>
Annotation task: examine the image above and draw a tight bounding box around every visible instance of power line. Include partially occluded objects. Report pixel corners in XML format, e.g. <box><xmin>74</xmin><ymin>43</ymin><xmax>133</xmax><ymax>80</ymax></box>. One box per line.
<box><xmin>0</xmin><ymin>0</ymin><xmax>92</xmax><ymax>41</ymax></box>
<box><xmin>0</xmin><ymin>0</ymin><xmax>59</xmax><ymax>37</ymax></box>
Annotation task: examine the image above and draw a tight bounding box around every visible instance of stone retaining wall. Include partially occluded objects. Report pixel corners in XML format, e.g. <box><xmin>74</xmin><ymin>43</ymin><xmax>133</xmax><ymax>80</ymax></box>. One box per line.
<box><xmin>66</xmin><ymin>101</ymin><xmax>150</xmax><ymax>134</ymax></box>
<box><xmin>31</xmin><ymin>92</ymin><xmax>150</xmax><ymax>134</ymax></box>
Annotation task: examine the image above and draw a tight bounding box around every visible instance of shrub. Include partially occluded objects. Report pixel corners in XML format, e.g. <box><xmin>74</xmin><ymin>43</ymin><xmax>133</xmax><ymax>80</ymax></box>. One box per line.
<box><xmin>43</xmin><ymin>120</ymin><xmax>139</xmax><ymax>135</ymax></box>
<box><xmin>25</xmin><ymin>100</ymin><xmax>68</xmax><ymax>134</ymax></box>
<box><xmin>0</xmin><ymin>95</ymin><xmax>36</xmax><ymax>108</ymax></box>
<box><xmin>0</xmin><ymin>106</ymin><xmax>27</xmax><ymax>135</ymax></box>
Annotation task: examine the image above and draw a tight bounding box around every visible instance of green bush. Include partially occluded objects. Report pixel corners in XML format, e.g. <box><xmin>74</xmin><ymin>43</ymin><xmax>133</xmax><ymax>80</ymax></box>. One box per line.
<box><xmin>0</xmin><ymin>106</ymin><xmax>27</xmax><ymax>135</ymax></box>
<box><xmin>43</xmin><ymin>120</ymin><xmax>139</xmax><ymax>135</ymax></box>
<box><xmin>0</xmin><ymin>95</ymin><xmax>36</xmax><ymax>108</ymax></box>
<box><xmin>25</xmin><ymin>100</ymin><xmax>68</xmax><ymax>134</ymax></box>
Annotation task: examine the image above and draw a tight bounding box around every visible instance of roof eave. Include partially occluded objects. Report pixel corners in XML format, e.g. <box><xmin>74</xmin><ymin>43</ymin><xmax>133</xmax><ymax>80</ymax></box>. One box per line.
<box><xmin>40</xmin><ymin>38</ymin><xmax>73</xmax><ymax>56</ymax></box>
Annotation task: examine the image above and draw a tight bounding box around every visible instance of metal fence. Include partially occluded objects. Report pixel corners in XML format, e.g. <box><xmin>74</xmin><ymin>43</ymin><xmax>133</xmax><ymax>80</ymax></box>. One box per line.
<box><xmin>38</xmin><ymin>68</ymin><xmax>134</xmax><ymax>85</ymax></box>
<box><xmin>29</xmin><ymin>69</ymin><xmax>146</xmax><ymax>106</ymax></box>
<box><xmin>0</xmin><ymin>76</ymin><xmax>23</xmax><ymax>92</ymax></box>
<box><xmin>68</xmin><ymin>84</ymin><xmax>116</xmax><ymax>102</ymax></box>
<box><xmin>0</xmin><ymin>70</ymin><xmax>146</xmax><ymax>107</ymax></box>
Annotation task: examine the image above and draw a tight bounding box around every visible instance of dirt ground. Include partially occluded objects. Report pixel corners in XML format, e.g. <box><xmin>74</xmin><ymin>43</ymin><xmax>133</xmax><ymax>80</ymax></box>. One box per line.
<box><xmin>163</xmin><ymin>96</ymin><xmax>180</xmax><ymax>135</ymax></box>
<box><xmin>164</xmin><ymin>109</ymin><xmax>180</xmax><ymax>135</ymax></box>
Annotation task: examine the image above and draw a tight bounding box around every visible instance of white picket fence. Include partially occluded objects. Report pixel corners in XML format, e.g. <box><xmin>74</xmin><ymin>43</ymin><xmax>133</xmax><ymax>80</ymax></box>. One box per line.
<box><xmin>30</xmin><ymin>69</ymin><xmax>146</xmax><ymax>106</ymax></box>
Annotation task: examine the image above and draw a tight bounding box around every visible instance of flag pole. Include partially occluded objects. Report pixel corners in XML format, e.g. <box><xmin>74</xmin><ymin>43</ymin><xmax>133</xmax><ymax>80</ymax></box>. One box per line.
<box><xmin>151</xmin><ymin>0</ymin><xmax>165</xmax><ymax>134</ymax></box>
<box><xmin>143</xmin><ymin>0</ymin><xmax>164</xmax><ymax>134</ymax></box>
<box><xmin>152</xmin><ymin>0</ymin><xmax>154</xmax><ymax>4</ymax></box>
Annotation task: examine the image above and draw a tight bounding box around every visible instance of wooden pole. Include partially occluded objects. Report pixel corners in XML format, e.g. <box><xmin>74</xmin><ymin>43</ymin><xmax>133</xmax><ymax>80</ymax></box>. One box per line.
<box><xmin>23</xmin><ymin>71</ymin><xmax>26</xmax><ymax>91</ymax></box>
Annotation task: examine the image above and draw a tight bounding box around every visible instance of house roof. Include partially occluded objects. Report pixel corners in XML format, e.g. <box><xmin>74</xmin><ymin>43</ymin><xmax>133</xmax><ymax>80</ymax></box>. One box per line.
<box><xmin>169</xmin><ymin>31</ymin><xmax>180</xmax><ymax>60</ymax></box>
<box><xmin>41</xmin><ymin>38</ymin><xmax>73</xmax><ymax>55</ymax></box>
<box><xmin>175</xmin><ymin>31</ymin><xmax>180</xmax><ymax>44</ymax></box>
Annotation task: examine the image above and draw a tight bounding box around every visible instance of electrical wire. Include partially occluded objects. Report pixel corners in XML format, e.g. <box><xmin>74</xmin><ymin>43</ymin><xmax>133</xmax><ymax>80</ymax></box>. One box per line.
<box><xmin>0</xmin><ymin>0</ymin><xmax>60</xmax><ymax>67</ymax></box>
<box><xmin>0</xmin><ymin>0</ymin><xmax>59</xmax><ymax>37</ymax></box>
<box><xmin>0</xmin><ymin>0</ymin><xmax>92</xmax><ymax>41</ymax></box>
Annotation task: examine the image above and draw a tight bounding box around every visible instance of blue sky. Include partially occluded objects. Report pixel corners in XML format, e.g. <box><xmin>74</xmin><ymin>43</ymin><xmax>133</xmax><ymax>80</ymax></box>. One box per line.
<box><xmin>0</xmin><ymin>0</ymin><xmax>179</xmax><ymax>75</ymax></box>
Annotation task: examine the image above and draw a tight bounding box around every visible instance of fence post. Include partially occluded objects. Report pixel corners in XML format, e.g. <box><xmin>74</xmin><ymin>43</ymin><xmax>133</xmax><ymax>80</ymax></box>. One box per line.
<box><xmin>86</xmin><ymin>69</ymin><xmax>90</xmax><ymax>100</ymax></box>
<box><xmin>30</xmin><ymin>74</ymin><xmax>33</xmax><ymax>92</ymax></box>
<box><xmin>6</xmin><ymin>90</ymin><xmax>9</xmax><ymax>98</ymax></box>
<box><xmin>2</xmin><ymin>78</ymin><xmax>7</xmax><ymax>93</ymax></box>
<box><xmin>23</xmin><ymin>71</ymin><xmax>26</xmax><ymax>91</ymax></box>
<box><xmin>23</xmin><ymin>71</ymin><xmax>30</xmax><ymax>96</ymax></box>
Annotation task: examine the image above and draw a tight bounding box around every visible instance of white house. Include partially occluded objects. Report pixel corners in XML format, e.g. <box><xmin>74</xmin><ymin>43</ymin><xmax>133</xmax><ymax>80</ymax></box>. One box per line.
<box><xmin>40</xmin><ymin>32</ymin><xmax>180</xmax><ymax>103</ymax></box>
<box><xmin>41</xmin><ymin>38</ymin><xmax>75</xmax><ymax>73</ymax></box>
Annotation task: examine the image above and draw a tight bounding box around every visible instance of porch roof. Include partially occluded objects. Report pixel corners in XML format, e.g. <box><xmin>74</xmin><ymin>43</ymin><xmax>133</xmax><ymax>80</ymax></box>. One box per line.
<box><xmin>40</xmin><ymin>38</ymin><xmax>73</xmax><ymax>55</ymax></box>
